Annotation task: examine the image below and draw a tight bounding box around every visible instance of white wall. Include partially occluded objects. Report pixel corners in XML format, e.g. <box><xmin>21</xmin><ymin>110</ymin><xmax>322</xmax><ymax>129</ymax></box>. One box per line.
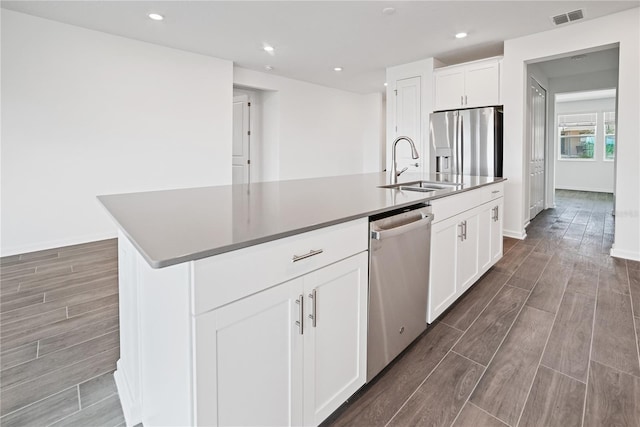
<box><xmin>233</xmin><ymin>67</ymin><xmax>383</xmax><ymax>181</ymax></box>
<box><xmin>554</xmin><ymin>97</ymin><xmax>616</xmax><ymax>193</ymax></box>
<box><xmin>503</xmin><ymin>7</ymin><xmax>639</xmax><ymax>260</ymax></box>
<box><xmin>1</xmin><ymin>10</ymin><xmax>233</xmax><ymax>255</ymax></box>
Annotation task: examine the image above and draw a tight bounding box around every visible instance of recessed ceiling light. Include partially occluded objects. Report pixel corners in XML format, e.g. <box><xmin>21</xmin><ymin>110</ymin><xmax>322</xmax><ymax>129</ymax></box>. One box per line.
<box><xmin>333</xmin><ymin>67</ymin><xmax>343</xmax><ymax>72</ymax></box>
<box><xmin>382</xmin><ymin>7</ymin><xmax>396</xmax><ymax>15</ymax></box>
<box><xmin>148</xmin><ymin>13</ymin><xmax>164</xmax><ymax>21</ymax></box>
<box><xmin>384</xmin><ymin>82</ymin><xmax>388</xmax><ymax>87</ymax></box>
<box><xmin>263</xmin><ymin>45</ymin><xmax>275</xmax><ymax>53</ymax></box>
<box><xmin>455</xmin><ymin>32</ymin><xmax>468</xmax><ymax>39</ymax></box>
<box><xmin>265</xmin><ymin>65</ymin><xmax>274</xmax><ymax>71</ymax></box>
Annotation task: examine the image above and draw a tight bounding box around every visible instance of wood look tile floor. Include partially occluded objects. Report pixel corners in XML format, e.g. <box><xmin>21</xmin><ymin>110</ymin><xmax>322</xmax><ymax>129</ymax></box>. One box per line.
<box><xmin>1</xmin><ymin>190</ymin><xmax>639</xmax><ymax>427</ymax></box>
<box><xmin>325</xmin><ymin>190</ymin><xmax>640</xmax><ymax>427</ymax></box>
<box><xmin>0</xmin><ymin>239</ymin><xmax>123</xmax><ymax>426</ymax></box>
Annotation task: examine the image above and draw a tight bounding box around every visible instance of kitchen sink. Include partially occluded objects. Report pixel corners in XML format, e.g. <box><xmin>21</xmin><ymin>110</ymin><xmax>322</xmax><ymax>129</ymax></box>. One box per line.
<box><xmin>378</xmin><ymin>180</ymin><xmax>462</xmax><ymax>192</ymax></box>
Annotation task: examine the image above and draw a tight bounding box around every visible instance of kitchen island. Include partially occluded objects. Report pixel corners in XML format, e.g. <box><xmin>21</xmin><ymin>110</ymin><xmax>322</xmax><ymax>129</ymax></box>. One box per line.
<box><xmin>98</xmin><ymin>172</ymin><xmax>505</xmax><ymax>427</ymax></box>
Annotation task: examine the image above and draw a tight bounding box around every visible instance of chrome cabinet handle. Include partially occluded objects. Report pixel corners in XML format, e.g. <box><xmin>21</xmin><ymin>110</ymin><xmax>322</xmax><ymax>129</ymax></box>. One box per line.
<box><xmin>460</xmin><ymin>95</ymin><xmax>464</xmax><ymax>106</ymax></box>
<box><xmin>458</xmin><ymin>222</ymin><xmax>465</xmax><ymax>241</ymax></box>
<box><xmin>463</xmin><ymin>220</ymin><xmax>468</xmax><ymax>240</ymax></box>
<box><xmin>295</xmin><ymin>295</ymin><xmax>304</xmax><ymax>334</ymax></box>
<box><xmin>491</xmin><ymin>190</ymin><xmax>500</xmax><ymax>194</ymax></box>
<box><xmin>308</xmin><ymin>289</ymin><xmax>317</xmax><ymax>327</ymax></box>
<box><xmin>494</xmin><ymin>206</ymin><xmax>499</xmax><ymax>222</ymax></box>
<box><xmin>292</xmin><ymin>249</ymin><xmax>323</xmax><ymax>262</ymax></box>
<box><xmin>465</xmin><ymin>95</ymin><xmax>468</xmax><ymax>105</ymax></box>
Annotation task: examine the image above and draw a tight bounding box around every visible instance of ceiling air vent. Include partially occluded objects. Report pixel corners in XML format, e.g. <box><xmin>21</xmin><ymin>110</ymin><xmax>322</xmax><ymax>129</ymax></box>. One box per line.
<box><xmin>567</xmin><ymin>9</ymin><xmax>584</xmax><ymax>21</ymax></box>
<box><xmin>552</xmin><ymin>9</ymin><xmax>584</xmax><ymax>25</ymax></box>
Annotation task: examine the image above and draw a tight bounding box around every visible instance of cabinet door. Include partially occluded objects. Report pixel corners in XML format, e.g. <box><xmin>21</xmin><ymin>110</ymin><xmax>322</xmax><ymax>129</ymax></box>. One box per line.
<box><xmin>478</xmin><ymin>203</ymin><xmax>494</xmax><ymax>273</ymax></box>
<box><xmin>303</xmin><ymin>253</ymin><xmax>368</xmax><ymax>426</ymax></box>
<box><xmin>194</xmin><ymin>280</ymin><xmax>304</xmax><ymax>427</ymax></box>
<box><xmin>457</xmin><ymin>211</ymin><xmax>480</xmax><ymax>293</ymax></box>
<box><xmin>491</xmin><ymin>199</ymin><xmax>504</xmax><ymax>264</ymax></box>
<box><xmin>434</xmin><ymin>67</ymin><xmax>465</xmax><ymax>111</ymax></box>
<box><xmin>464</xmin><ymin>61</ymin><xmax>500</xmax><ymax>108</ymax></box>
<box><xmin>428</xmin><ymin>217</ymin><xmax>459</xmax><ymax>323</ymax></box>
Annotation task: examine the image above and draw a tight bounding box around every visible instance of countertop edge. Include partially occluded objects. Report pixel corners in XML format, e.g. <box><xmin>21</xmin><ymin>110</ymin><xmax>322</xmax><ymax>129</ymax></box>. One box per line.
<box><xmin>100</xmin><ymin>177</ymin><xmax>506</xmax><ymax>268</ymax></box>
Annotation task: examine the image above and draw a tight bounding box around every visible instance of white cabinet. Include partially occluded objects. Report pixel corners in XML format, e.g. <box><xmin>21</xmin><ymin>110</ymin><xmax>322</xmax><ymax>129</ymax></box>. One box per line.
<box><xmin>434</xmin><ymin>58</ymin><xmax>501</xmax><ymax>111</ymax></box>
<box><xmin>303</xmin><ymin>253</ymin><xmax>368</xmax><ymax>426</ymax></box>
<box><xmin>428</xmin><ymin>183</ymin><xmax>504</xmax><ymax>323</ymax></box>
<box><xmin>194</xmin><ymin>279</ymin><xmax>303</xmax><ymax>427</ymax></box>
<box><xmin>193</xmin><ymin>252</ymin><xmax>368</xmax><ymax>427</ymax></box>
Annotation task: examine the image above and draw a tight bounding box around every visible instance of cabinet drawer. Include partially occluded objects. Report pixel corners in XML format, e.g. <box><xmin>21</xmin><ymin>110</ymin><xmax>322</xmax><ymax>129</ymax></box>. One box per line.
<box><xmin>431</xmin><ymin>182</ymin><xmax>504</xmax><ymax>223</ymax></box>
<box><xmin>191</xmin><ymin>218</ymin><xmax>368</xmax><ymax>315</ymax></box>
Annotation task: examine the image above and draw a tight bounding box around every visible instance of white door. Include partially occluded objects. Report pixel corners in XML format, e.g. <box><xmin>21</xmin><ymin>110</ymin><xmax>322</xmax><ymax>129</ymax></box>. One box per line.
<box><xmin>303</xmin><ymin>253</ymin><xmax>367</xmax><ymax>426</ymax></box>
<box><xmin>193</xmin><ymin>279</ymin><xmax>304</xmax><ymax>427</ymax></box>
<box><xmin>394</xmin><ymin>76</ymin><xmax>422</xmax><ymax>173</ymax></box>
<box><xmin>232</xmin><ymin>95</ymin><xmax>250</xmax><ymax>184</ymax></box>
<box><xmin>529</xmin><ymin>78</ymin><xmax>546</xmax><ymax>220</ymax></box>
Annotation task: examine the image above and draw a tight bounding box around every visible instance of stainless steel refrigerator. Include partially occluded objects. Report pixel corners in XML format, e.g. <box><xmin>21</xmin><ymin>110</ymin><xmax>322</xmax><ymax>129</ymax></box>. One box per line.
<box><xmin>429</xmin><ymin>107</ymin><xmax>503</xmax><ymax>177</ymax></box>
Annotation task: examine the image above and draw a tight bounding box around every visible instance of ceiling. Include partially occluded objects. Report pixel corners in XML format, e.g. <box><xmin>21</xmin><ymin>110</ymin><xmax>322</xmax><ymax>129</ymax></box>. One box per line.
<box><xmin>556</xmin><ymin>88</ymin><xmax>616</xmax><ymax>102</ymax></box>
<box><xmin>2</xmin><ymin>1</ymin><xmax>638</xmax><ymax>94</ymax></box>
<box><xmin>534</xmin><ymin>48</ymin><xmax>620</xmax><ymax>79</ymax></box>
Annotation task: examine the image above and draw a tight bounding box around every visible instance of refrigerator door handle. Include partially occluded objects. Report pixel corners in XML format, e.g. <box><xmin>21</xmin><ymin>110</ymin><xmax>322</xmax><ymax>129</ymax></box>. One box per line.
<box><xmin>457</xmin><ymin>114</ymin><xmax>463</xmax><ymax>176</ymax></box>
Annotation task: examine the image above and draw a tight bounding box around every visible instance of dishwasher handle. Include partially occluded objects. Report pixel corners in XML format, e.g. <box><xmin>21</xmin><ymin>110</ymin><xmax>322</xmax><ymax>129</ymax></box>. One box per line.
<box><xmin>371</xmin><ymin>213</ymin><xmax>434</xmax><ymax>241</ymax></box>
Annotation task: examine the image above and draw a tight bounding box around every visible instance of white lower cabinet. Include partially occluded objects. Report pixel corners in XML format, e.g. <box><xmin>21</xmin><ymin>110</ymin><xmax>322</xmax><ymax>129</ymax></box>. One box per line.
<box><xmin>194</xmin><ymin>252</ymin><xmax>368</xmax><ymax>427</ymax></box>
<box><xmin>428</xmin><ymin>184</ymin><xmax>504</xmax><ymax>323</ymax></box>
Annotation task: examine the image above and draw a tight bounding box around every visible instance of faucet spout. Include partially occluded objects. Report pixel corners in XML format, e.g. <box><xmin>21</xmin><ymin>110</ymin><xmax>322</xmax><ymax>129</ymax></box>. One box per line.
<box><xmin>391</xmin><ymin>136</ymin><xmax>419</xmax><ymax>184</ymax></box>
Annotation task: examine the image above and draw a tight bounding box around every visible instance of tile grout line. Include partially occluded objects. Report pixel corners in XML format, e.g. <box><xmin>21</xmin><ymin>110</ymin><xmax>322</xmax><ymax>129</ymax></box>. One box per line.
<box><xmin>438</xmin><ymin>319</ymin><xmax>466</xmax><ymax>333</ymax></box>
<box><xmin>468</xmin><ymin>402</ymin><xmax>510</xmax><ymax>427</ymax></box>
<box><xmin>77</xmin><ymin>384</ymin><xmax>82</xmax><ymax>410</ymax></box>
<box><xmin>580</xmin><ymin>267</ymin><xmax>600</xmax><ymax>427</ymax></box>
<box><xmin>538</xmin><ymin>361</ymin><xmax>587</xmax><ymax>385</ymax></box>
<box><xmin>450</xmin><ymin>349</ymin><xmax>486</xmax><ymax>368</ymax></box>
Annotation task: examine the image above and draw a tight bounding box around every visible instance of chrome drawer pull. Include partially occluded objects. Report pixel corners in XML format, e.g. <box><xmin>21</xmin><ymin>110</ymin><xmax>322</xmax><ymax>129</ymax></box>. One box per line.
<box><xmin>292</xmin><ymin>249</ymin><xmax>323</xmax><ymax>263</ymax></box>
<box><xmin>295</xmin><ymin>295</ymin><xmax>304</xmax><ymax>334</ymax></box>
<box><xmin>491</xmin><ymin>190</ymin><xmax>500</xmax><ymax>194</ymax></box>
<box><xmin>308</xmin><ymin>288</ymin><xmax>317</xmax><ymax>327</ymax></box>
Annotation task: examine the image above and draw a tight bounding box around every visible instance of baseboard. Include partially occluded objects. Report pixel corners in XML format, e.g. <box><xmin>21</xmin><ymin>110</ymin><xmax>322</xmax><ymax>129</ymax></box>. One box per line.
<box><xmin>503</xmin><ymin>229</ymin><xmax>527</xmax><ymax>240</ymax></box>
<box><xmin>0</xmin><ymin>231</ymin><xmax>117</xmax><ymax>257</ymax></box>
<box><xmin>555</xmin><ymin>186</ymin><xmax>613</xmax><ymax>194</ymax></box>
<box><xmin>114</xmin><ymin>364</ymin><xmax>143</xmax><ymax>427</ymax></box>
<box><xmin>610</xmin><ymin>246</ymin><xmax>640</xmax><ymax>261</ymax></box>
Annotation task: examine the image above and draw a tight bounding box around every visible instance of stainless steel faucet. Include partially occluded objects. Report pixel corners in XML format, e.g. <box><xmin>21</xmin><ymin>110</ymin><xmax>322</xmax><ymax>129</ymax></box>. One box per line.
<box><xmin>391</xmin><ymin>136</ymin><xmax>419</xmax><ymax>184</ymax></box>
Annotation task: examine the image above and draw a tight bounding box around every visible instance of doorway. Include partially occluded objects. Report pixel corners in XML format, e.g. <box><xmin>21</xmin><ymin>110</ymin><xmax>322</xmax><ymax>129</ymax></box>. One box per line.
<box><xmin>232</xmin><ymin>94</ymin><xmax>251</xmax><ymax>185</ymax></box>
<box><xmin>525</xmin><ymin>46</ymin><xmax>619</xmax><ymax>221</ymax></box>
<box><xmin>528</xmin><ymin>78</ymin><xmax>546</xmax><ymax>220</ymax></box>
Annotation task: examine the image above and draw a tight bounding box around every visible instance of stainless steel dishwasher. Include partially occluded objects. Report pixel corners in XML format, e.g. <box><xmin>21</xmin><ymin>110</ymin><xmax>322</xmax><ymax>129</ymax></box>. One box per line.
<box><xmin>367</xmin><ymin>204</ymin><xmax>433</xmax><ymax>381</ymax></box>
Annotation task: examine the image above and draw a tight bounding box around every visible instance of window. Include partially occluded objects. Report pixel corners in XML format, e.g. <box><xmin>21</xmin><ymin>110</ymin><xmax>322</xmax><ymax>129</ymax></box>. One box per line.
<box><xmin>558</xmin><ymin>113</ymin><xmax>596</xmax><ymax>160</ymax></box>
<box><xmin>604</xmin><ymin>112</ymin><xmax>615</xmax><ymax>160</ymax></box>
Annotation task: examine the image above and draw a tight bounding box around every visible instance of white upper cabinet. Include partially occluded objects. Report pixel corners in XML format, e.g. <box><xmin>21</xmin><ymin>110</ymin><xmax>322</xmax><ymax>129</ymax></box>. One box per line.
<box><xmin>434</xmin><ymin>58</ymin><xmax>502</xmax><ymax>111</ymax></box>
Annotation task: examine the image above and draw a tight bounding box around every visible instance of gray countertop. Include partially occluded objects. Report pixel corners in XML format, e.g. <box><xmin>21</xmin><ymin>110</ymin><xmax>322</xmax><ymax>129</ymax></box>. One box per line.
<box><xmin>98</xmin><ymin>172</ymin><xmax>505</xmax><ymax>268</ymax></box>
